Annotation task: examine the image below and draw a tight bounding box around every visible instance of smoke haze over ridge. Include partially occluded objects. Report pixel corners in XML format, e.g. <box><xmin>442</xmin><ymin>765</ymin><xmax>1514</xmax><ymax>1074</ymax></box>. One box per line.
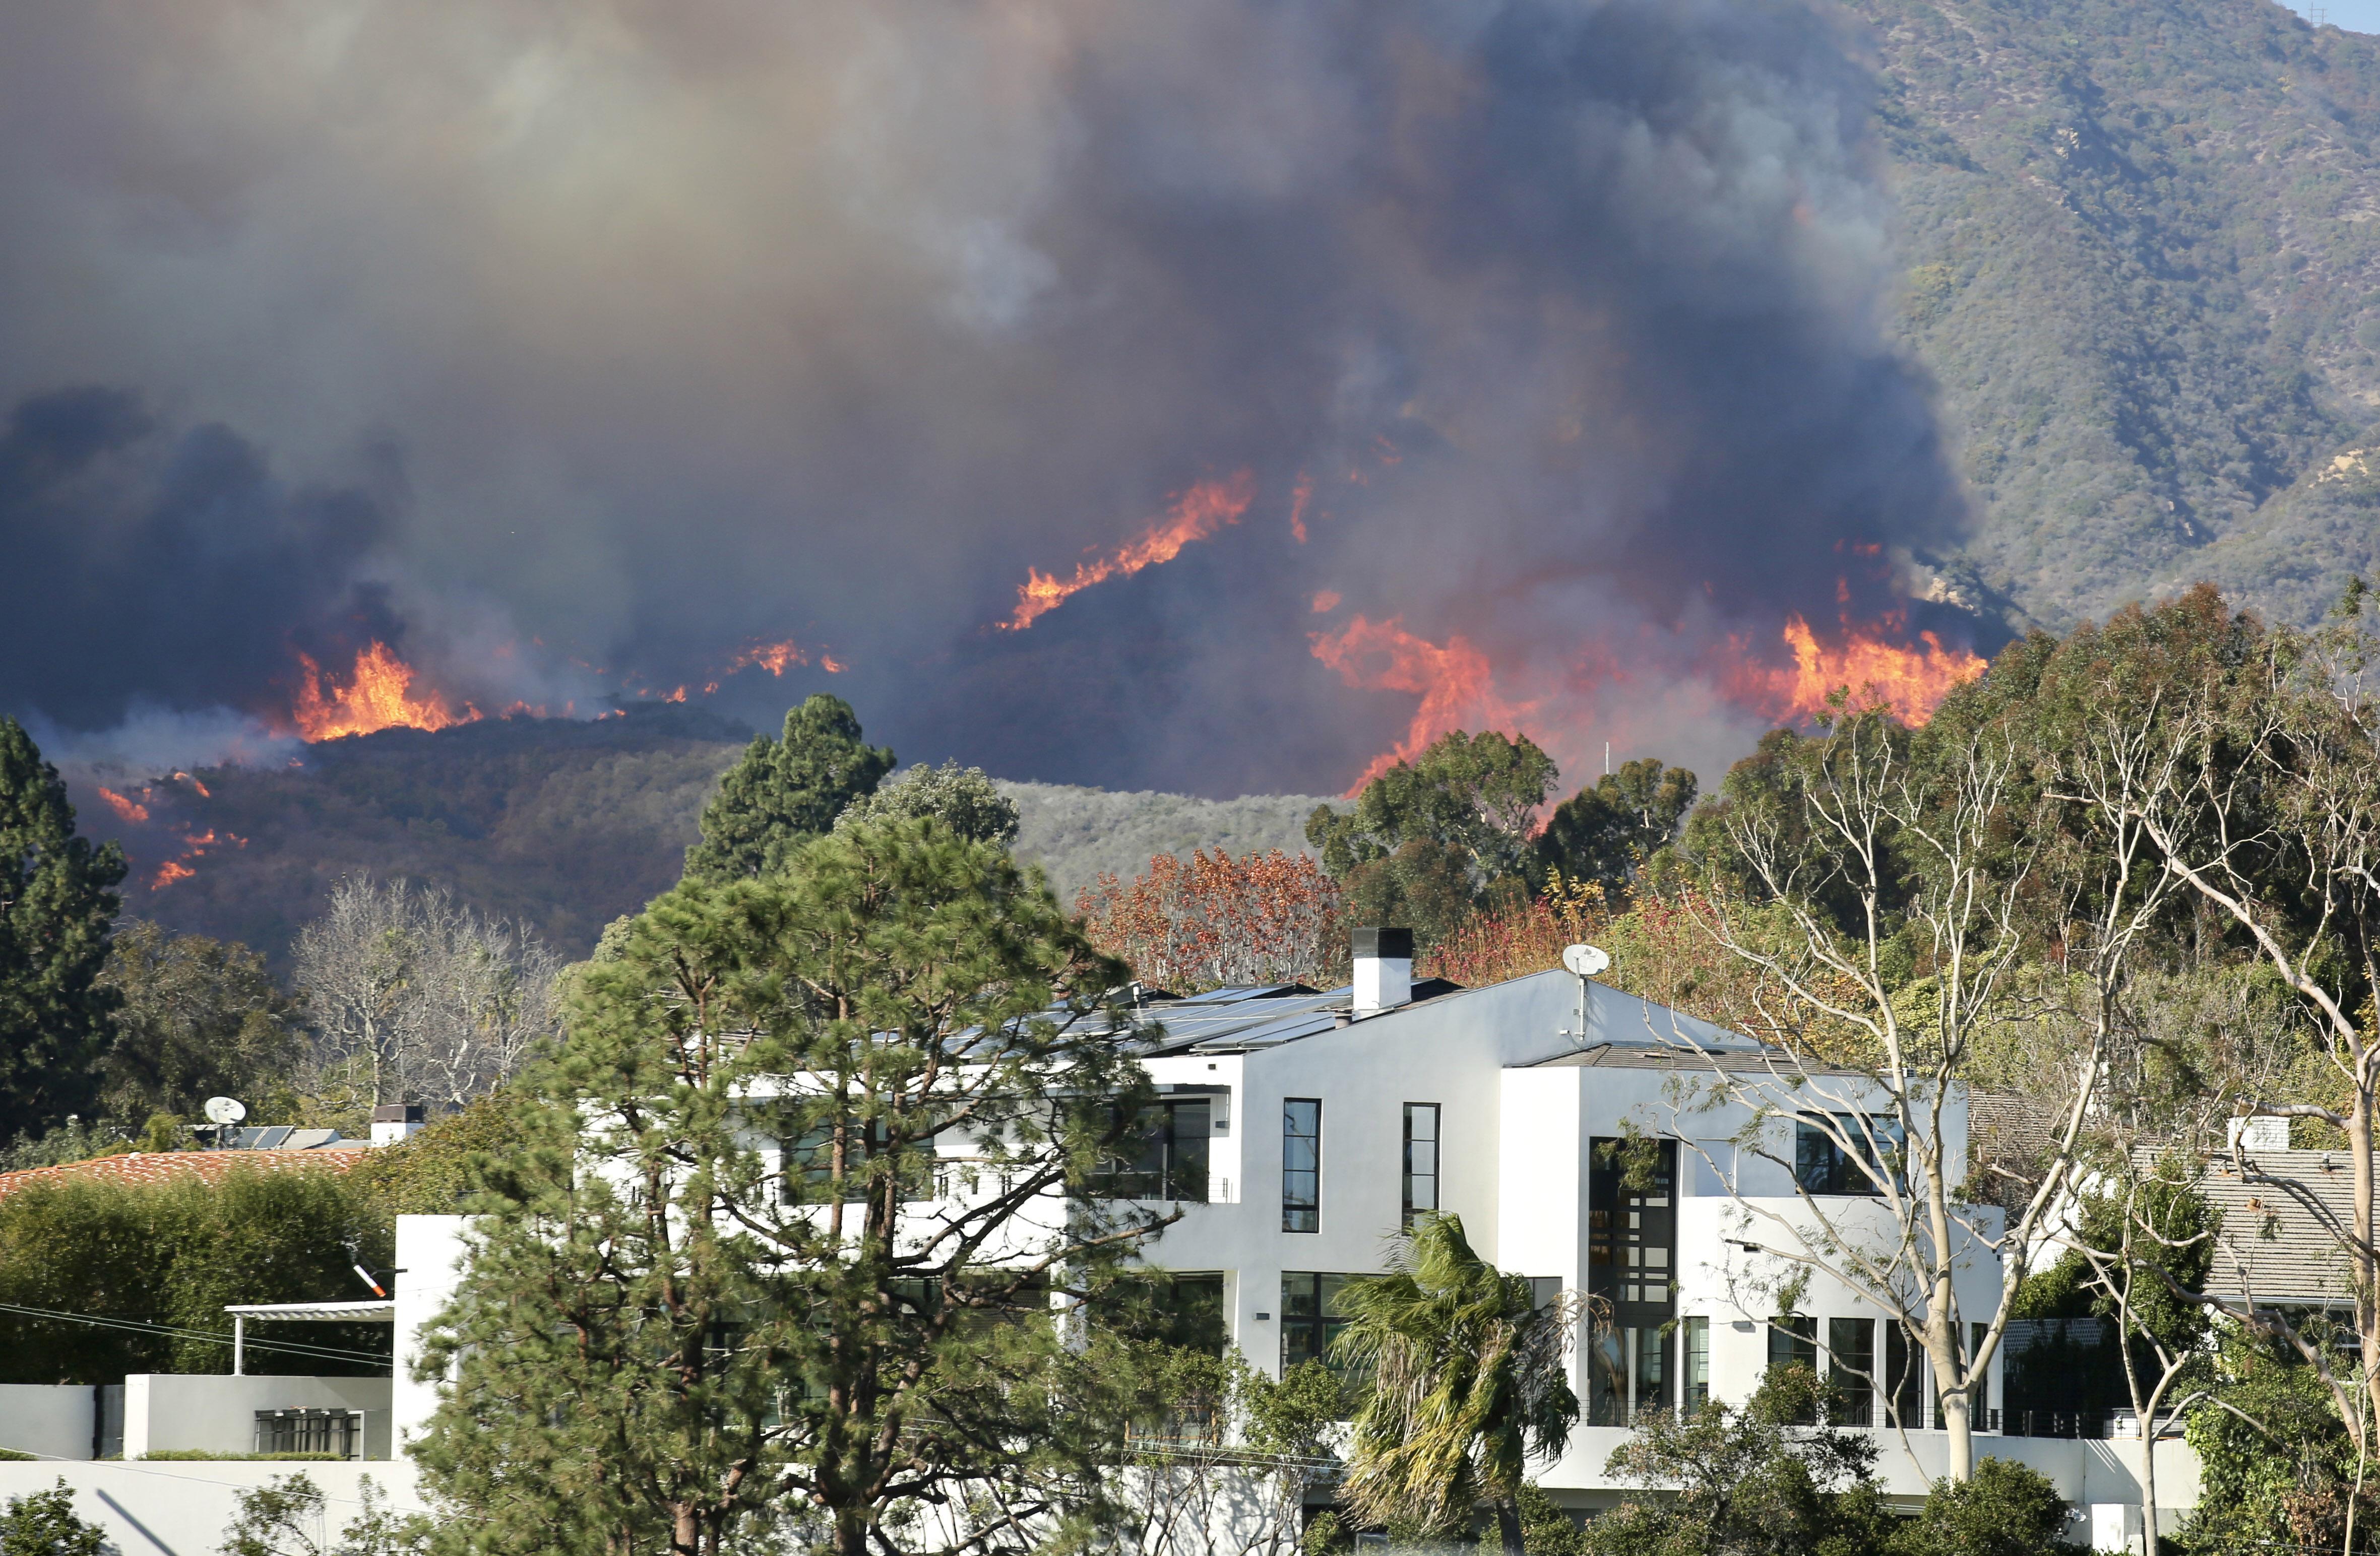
<box><xmin>0</xmin><ymin>0</ymin><xmax>1981</xmax><ymax>795</ymax></box>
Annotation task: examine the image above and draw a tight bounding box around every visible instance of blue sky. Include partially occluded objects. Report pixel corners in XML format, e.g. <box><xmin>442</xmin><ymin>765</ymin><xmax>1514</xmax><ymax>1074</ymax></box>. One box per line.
<box><xmin>2283</xmin><ymin>0</ymin><xmax>2380</xmax><ymax>32</ymax></box>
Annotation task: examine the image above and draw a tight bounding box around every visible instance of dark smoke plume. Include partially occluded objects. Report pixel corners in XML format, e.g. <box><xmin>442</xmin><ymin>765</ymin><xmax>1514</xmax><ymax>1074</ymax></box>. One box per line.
<box><xmin>0</xmin><ymin>0</ymin><xmax>1975</xmax><ymax>793</ymax></box>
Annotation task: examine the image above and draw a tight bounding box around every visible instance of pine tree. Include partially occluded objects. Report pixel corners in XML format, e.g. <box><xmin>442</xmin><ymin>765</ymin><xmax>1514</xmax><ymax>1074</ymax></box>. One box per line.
<box><xmin>682</xmin><ymin>694</ymin><xmax>895</xmax><ymax>882</ymax></box>
<box><xmin>0</xmin><ymin>718</ymin><xmax>126</xmax><ymax>1142</ymax></box>
<box><xmin>415</xmin><ymin>813</ymin><xmax>1164</xmax><ymax>1556</ymax></box>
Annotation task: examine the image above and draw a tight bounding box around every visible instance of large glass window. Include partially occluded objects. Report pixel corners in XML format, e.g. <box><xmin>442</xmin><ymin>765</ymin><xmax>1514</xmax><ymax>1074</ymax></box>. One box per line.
<box><xmin>1792</xmin><ymin>1115</ymin><xmax>1901</xmax><ymax>1196</ymax></box>
<box><xmin>1683</xmin><ymin>1317</ymin><xmax>1711</xmax><ymax>1412</ymax></box>
<box><xmin>1283</xmin><ymin>1099</ymin><xmax>1321</xmax><ymax>1233</ymax></box>
<box><xmin>1884</xmin><ymin>1323</ymin><xmax>1927</xmax><ymax>1429</ymax></box>
<box><xmin>782</xmin><ymin>1118</ymin><xmax>933</xmax><ymax>1203</ymax></box>
<box><xmin>1828</xmin><ymin>1317</ymin><xmax>1875</xmax><ymax>1427</ymax></box>
<box><xmin>1281</xmin><ymin>1272</ymin><xmax>1350</xmax><ymax>1371</ymax></box>
<box><xmin>1769</xmin><ymin>1314</ymin><xmax>1820</xmax><ymax>1424</ymax></box>
<box><xmin>1588</xmin><ymin>1325</ymin><xmax>1669</xmax><ymax>1426</ymax></box>
<box><xmin>1126</xmin><ymin>1271</ymin><xmax>1228</xmax><ymax>1356</ymax></box>
<box><xmin>1095</xmin><ymin>1098</ymin><xmax>1212</xmax><ymax>1202</ymax></box>
<box><xmin>1971</xmin><ymin>1323</ymin><xmax>1991</xmax><ymax>1428</ymax></box>
<box><xmin>1587</xmin><ymin>1137</ymin><xmax>1675</xmax><ymax>1425</ymax></box>
<box><xmin>1402</xmin><ymin>1104</ymin><xmax>1440</xmax><ymax>1228</ymax></box>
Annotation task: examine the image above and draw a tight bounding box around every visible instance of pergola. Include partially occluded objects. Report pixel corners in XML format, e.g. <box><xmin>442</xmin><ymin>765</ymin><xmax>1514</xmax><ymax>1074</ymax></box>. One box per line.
<box><xmin>220</xmin><ymin>1300</ymin><xmax>395</xmax><ymax>1376</ymax></box>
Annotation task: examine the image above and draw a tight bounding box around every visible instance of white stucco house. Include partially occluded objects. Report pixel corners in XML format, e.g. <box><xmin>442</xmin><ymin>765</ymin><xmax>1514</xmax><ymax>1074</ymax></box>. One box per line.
<box><xmin>387</xmin><ymin>928</ymin><xmax>2192</xmax><ymax>1537</ymax></box>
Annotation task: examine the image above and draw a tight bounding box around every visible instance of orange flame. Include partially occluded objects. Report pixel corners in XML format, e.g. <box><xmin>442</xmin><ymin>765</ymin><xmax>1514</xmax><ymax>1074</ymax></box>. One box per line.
<box><xmin>1310</xmin><ymin>615</ymin><xmax>1535</xmax><ymax>794</ymax></box>
<box><xmin>97</xmin><ymin>787</ymin><xmax>150</xmax><ymax>824</ymax></box>
<box><xmin>1003</xmin><ymin>471</ymin><xmax>1258</xmax><ymax>630</ymax></box>
<box><xmin>726</xmin><ymin>639</ymin><xmax>805</xmax><ymax>677</ymax></box>
<box><xmin>1731</xmin><ymin>613</ymin><xmax>1985</xmax><ymax>725</ymax></box>
<box><xmin>147</xmin><ymin>828</ymin><xmax>245</xmax><ymax>891</ymax></box>
<box><xmin>291</xmin><ymin>642</ymin><xmax>478</xmax><ymax>741</ymax></box>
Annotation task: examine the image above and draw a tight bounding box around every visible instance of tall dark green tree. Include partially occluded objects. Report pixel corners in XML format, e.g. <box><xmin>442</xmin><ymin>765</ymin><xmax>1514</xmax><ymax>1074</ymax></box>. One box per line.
<box><xmin>1533</xmin><ymin>758</ymin><xmax>1697</xmax><ymax>897</ymax></box>
<box><xmin>682</xmin><ymin>694</ymin><xmax>894</xmax><ymax>882</ymax></box>
<box><xmin>0</xmin><ymin>718</ymin><xmax>126</xmax><ymax>1141</ymax></box>
<box><xmin>416</xmin><ymin>814</ymin><xmax>1165</xmax><ymax>1556</ymax></box>
<box><xmin>1305</xmin><ymin>729</ymin><xmax>1556</xmax><ymax>945</ymax></box>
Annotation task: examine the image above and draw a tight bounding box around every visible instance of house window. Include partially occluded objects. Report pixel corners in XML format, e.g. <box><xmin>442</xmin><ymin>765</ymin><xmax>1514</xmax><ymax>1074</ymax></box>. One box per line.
<box><xmin>1402</xmin><ymin>1104</ymin><xmax>1440</xmax><ymax>1227</ymax></box>
<box><xmin>1283</xmin><ymin>1099</ymin><xmax>1321</xmax><ymax>1233</ymax></box>
<box><xmin>1281</xmin><ymin>1272</ymin><xmax>1351</xmax><ymax>1372</ymax></box>
<box><xmin>782</xmin><ymin>1118</ymin><xmax>934</xmax><ymax>1203</ymax></box>
<box><xmin>1792</xmin><ymin>1116</ymin><xmax>1898</xmax><ymax>1196</ymax></box>
<box><xmin>1884</xmin><ymin>1323</ymin><xmax>1927</xmax><ymax>1429</ymax></box>
<box><xmin>1768</xmin><ymin>1315</ymin><xmax>1820</xmax><ymax>1424</ymax></box>
<box><xmin>1095</xmin><ymin>1098</ymin><xmax>1212</xmax><ymax>1202</ymax></box>
<box><xmin>254</xmin><ymin>1409</ymin><xmax>359</xmax><ymax>1459</ymax></box>
<box><xmin>1129</xmin><ymin>1271</ymin><xmax>1229</xmax><ymax>1356</ymax></box>
<box><xmin>1588</xmin><ymin>1138</ymin><xmax>1675</xmax><ymax>1308</ymax></box>
<box><xmin>1928</xmin><ymin>1322</ymin><xmax>1992</xmax><ymax>1431</ymax></box>
<box><xmin>1683</xmin><ymin>1317</ymin><xmax>1711</xmax><ymax>1412</ymax></box>
<box><xmin>1588</xmin><ymin>1324</ymin><xmax>1668</xmax><ymax>1426</ymax></box>
<box><xmin>1828</xmin><ymin>1318</ymin><xmax>1874</xmax><ymax>1427</ymax></box>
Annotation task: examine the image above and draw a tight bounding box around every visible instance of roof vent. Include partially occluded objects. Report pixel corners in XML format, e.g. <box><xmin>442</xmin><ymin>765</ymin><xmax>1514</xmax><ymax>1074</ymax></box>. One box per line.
<box><xmin>1352</xmin><ymin>927</ymin><xmax>1414</xmax><ymax>1016</ymax></box>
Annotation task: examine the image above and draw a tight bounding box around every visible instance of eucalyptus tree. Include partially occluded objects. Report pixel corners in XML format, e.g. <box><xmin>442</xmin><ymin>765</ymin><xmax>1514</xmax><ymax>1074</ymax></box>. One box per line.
<box><xmin>2040</xmin><ymin>583</ymin><xmax>2380</xmax><ymax>1473</ymax></box>
<box><xmin>1675</xmin><ymin>675</ymin><xmax>2173</xmax><ymax>1481</ymax></box>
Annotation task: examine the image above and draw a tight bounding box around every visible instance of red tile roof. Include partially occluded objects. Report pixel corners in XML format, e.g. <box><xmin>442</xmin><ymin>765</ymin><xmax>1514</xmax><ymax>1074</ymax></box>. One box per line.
<box><xmin>0</xmin><ymin>1147</ymin><xmax>370</xmax><ymax>1200</ymax></box>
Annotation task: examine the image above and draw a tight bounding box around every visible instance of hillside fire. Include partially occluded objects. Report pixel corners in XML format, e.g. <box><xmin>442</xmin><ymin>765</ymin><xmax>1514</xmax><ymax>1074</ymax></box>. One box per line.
<box><xmin>289</xmin><ymin>642</ymin><xmax>478</xmax><ymax>742</ymax></box>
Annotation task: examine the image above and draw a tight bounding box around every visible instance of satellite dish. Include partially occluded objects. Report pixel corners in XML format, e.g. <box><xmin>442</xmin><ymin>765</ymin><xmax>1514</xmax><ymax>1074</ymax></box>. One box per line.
<box><xmin>1561</xmin><ymin>944</ymin><xmax>1611</xmax><ymax>979</ymax></box>
<box><xmin>204</xmin><ymin>1096</ymin><xmax>247</xmax><ymax>1126</ymax></box>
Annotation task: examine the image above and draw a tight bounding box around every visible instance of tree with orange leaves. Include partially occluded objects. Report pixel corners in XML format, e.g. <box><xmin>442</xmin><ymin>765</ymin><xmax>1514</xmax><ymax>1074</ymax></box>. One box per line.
<box><xmin>1077</xmin><ymin>849</ymin><xmax>1345</xmax><ymax>993</ymax></box>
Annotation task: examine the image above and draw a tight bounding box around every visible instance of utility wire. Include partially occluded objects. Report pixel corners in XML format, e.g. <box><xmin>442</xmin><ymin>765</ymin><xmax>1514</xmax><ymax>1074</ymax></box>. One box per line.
<box><xmin>0</xmin><ymin>1302</ymin><xmax>393</xmax><ymax>1367</ymax></box>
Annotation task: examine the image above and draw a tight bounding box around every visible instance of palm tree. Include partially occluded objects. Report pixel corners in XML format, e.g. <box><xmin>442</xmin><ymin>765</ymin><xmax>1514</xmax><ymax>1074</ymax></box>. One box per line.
<box><xmin>1333</xmin><ymin>1212</ymin><xmax>1584</xmax><ymax>1552</ymax></box>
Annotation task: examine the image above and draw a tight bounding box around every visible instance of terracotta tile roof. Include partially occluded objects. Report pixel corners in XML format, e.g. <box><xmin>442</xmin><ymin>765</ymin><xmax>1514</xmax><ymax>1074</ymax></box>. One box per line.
<box><xmin>0</xmin><ymin>1147</ymin><xmax>370</xmax><ymax>1201</ymax></box>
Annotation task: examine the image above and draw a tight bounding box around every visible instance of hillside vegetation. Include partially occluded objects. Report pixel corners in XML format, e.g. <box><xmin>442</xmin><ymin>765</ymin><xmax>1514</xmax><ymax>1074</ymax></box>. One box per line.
<box><xmin>1862</xmin><ymin>0</ymin><xmax>2380</xmax><ymax>626</ymax></box>
<box><xmin>100</xmin><ymin>714</ymin><xmax>1324</xmax><ymax>961</ymax></box>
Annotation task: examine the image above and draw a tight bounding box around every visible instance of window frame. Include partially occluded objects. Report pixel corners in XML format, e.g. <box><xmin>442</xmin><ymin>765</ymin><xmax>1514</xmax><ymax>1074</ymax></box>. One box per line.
<box><xmin>1282</xmin><ymin>1097</ymin><xmax>1322</xmax><ymax>1234</ymax></box>
<box><xmin>1791</xmin><ymin>1114</ymin><xmax>1902</xmax><ymax>1197</ymax></box>
<box><xmin>1402</xmin><ymin>1103</ymin><xmax>1440</xmax><ymax>1228</ymax></box>
<box><xmin>1280</xmin><ymin>1271</ymin><xmax>1351</xmax><ymax>1373</ymax></box>
<box><xmin>1683</xmin><ymin>1315</ymin><xmax>1711</xmax><ymax>1412</ymax></box>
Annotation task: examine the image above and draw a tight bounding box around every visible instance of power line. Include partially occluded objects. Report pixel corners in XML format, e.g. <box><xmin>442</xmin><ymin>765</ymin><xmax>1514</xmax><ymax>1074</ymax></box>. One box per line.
<box><xmin>0</xmin><ymin>1302</ymin><xmax>393</xmax><ymax>1368</ymax></box>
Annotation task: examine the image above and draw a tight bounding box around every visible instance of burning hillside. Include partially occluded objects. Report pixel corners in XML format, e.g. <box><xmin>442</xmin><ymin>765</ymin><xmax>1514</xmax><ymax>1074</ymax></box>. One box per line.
<box><xmin>288</xmin><ymin>642</ymin><xmax>479</xmax><ymax>742</ymax></box>
<box><xmin>6</xmin><ymin>0</ymin><xmax>2001</xmax><ymax>799</ymax></box>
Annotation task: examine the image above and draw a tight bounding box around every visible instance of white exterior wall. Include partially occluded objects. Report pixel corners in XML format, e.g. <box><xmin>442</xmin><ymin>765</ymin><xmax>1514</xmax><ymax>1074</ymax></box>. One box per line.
<box><xmin>1109</xmin><ymin>972</ymin><xmax>2076</xmax><ymax>1505</ymax></box>
<box><xmin>0</xmin><ymin>1384</ymin><xmax>94</xmax><ymax>1459</ymax></box>
<box><xmin>391</xmin><ymin>1215</ymin><xmax>469</xmax><ymax>1455</ymax></box>
<box><xmin>0</xmin><ymin>1461</ymin><xmax>424</xmax><ymax>1556</ymax></box>
<box><xmin>122</xmin><ymin>1375</ymin><xmax>391</xmax><ymax>1461</ymax></box>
